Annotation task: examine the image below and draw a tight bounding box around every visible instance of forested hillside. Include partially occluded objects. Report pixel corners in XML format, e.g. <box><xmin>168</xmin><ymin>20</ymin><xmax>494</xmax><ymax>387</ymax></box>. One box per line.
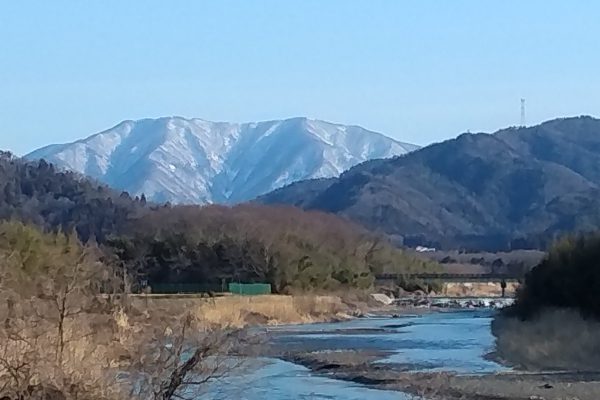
<box><xmin>259</xmin><ymin>116</ymin><xmax>600</xmax><ymax>251</ymax></box>
<box><xmin>0</xmin><ymin>151</ymin><xmax>149</xmax><ymax>241</ymax></box>
<box><xmin>0</xmin><ymin>151</ymin><xmax>437</xmax><ymax>292</ymax></box>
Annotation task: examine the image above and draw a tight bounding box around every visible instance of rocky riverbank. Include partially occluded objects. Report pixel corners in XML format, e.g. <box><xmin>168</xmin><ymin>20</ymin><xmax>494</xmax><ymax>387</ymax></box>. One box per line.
<box><xmin>263</xmin><ymin>310</ymin><xmax>600</xmax><ymax>400</ymax></box>
<box><xmin>397</xmin><ymin>296</ymin><xmax>514</xmax><ymax>309</ymax></box>
<box><xmin>369</xmin><ymin>291</ymin><xmax>515</xmax><ymax>310</ymax></box>
<box><xmin>282</xmin><ymin>350</ymin><xmax>600</xmax><ymax>400</ymax></box>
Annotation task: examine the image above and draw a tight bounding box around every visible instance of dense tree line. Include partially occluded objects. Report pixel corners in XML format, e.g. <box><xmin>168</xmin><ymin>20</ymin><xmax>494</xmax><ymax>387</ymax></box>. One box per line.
<box><xmin>510</xmin><ymin>233</ymin><xmax>600</xmax><ymax>319</ymax></box>
<box><xmin>0</xmin><ymin>151</ymin><xmax>149</xmax><ymax>242</ymax></box>
<box><xmin>108</xmin><ymin>204</ymin><xmax>439</xmax><ymax>292</ymax></box>
<box><xmin>0</xmin><ymin>152</ymin><xmax>438</xmax><ymax>292</ymax></box>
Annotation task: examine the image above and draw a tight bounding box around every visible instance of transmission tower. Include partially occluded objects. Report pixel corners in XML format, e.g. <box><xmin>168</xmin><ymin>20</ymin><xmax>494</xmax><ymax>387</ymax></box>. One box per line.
<box><xmin>520</xmin><ymin>98</ymin><xmax>526</xmax><ymax>127</ymax></box>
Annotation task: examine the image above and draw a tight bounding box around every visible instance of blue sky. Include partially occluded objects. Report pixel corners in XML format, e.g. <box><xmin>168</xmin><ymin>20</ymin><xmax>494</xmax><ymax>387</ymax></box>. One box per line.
<box><xmin>1</xmin><ymin>1</ymin><xmax>599</xmax><ymax>155</ymax></box>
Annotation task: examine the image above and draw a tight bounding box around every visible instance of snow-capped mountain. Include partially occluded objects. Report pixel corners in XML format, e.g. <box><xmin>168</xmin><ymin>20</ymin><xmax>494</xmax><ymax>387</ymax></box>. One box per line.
<box><xmin>27</xmin><ymin>117</ymin><xmax>419</xmax><ymax>204</ymax></box>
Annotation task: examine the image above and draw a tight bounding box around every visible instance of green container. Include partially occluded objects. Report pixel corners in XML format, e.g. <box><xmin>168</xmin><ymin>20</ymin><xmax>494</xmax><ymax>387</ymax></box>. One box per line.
<box><xmin>228</xmin><ymin>282</ymin><xmax>272</xmax><ymax>295</ymax></box>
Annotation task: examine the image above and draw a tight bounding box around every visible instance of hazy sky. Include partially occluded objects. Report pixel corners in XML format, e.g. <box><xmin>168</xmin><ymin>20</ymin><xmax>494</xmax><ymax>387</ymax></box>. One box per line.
<box><xmin>1</xmin><ymin>1</ymin><xmax>599</xmax><ymax>155</ymax></box>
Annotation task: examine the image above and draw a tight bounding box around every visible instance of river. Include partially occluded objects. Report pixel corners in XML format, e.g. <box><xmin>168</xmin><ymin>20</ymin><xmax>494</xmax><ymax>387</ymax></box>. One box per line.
<box><xmin>205</xmin><ymin>310</ymin><xmax>507</xmax><ymax>399</ymax></box>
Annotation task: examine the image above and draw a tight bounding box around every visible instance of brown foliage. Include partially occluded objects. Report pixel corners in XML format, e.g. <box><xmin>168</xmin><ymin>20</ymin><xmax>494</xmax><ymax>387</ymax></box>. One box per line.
<box><xmin>0</xmin><ymin>222</ymin><xmax>243</xmax><ymax>400</ymax></box>
<box><xmin>113</xmin><ymin>204</ymin><xmax>439</xmax><ymax>292</ymax></box>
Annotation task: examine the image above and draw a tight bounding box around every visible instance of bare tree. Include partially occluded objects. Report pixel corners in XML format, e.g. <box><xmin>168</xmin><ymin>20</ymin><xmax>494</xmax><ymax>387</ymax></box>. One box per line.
<box><xmin>0</xmin><ymin>222</ymin><xmax>245</xmax><ymax>400</ymax></box>
<box><xmin>122</xmin><ymin>311</ymin><xmax>244</xmax><ymax>400</ymax></box>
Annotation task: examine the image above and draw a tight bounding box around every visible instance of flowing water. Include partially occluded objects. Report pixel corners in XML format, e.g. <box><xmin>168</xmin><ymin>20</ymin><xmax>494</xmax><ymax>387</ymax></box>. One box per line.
<box><xmin>206</xmin><ymin>310</ymin><xmax>507</xmax><ymax>399</ymax></box>
<box><xmin>208</xmin><ymin>358</ymin><xmax>408</xmax><ymax>400</ymax></box>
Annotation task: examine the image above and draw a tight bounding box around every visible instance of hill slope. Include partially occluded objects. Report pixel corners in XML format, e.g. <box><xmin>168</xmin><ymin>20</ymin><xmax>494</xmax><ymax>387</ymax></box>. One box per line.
<box><xmin>27</xmin><ymin>117</ymin><xmax>418</xmax><ymax>204</ymax></box>
<box><xmin>0</xmin><ymin>152</ymin><xmax>438</xmax><ymax>291</ymax></box>
<box><xmin>0</xmin><ymin>151</ymin><xmax>147</xmax><ymax>242</ymax></box>
<box><xmin>259</xmin><ymin>116</ymin><xmax>600</xmax><ymax>250</ymax></box>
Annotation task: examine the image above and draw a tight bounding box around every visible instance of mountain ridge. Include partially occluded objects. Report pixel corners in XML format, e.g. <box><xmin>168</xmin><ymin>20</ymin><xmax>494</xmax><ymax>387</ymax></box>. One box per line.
<box><xmin>259</xmin><ymin>116</ymin><xmax>600</xmax><ymax>250</ymax></box>
<box><xmin>27</xmin><ymin>116</ymin><xmax>418</xmax><ymax>204</ymax></box>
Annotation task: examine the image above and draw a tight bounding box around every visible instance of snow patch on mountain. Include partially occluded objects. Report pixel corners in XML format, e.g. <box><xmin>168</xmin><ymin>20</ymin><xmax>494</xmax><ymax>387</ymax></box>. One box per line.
<box><xmin>27</xmin><ymin>116</ymin><xmax>418</xmax><ymax>204</ymax></box>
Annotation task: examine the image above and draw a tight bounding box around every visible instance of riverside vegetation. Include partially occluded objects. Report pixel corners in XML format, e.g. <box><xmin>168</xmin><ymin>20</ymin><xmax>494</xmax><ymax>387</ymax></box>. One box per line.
<box><xmin>0</xmin><ymin>221</ymin><xmax>248</xmax><ymax>400</ymax></box>
<box><xmin>0</xmin><ymin>221</ymin><xmax>372</xmax><ymax>400</ymax></box>
<box><xmin>494</xmin><ymin>233</ymin><xmax>600</xmax><ymax>370</ymax></box>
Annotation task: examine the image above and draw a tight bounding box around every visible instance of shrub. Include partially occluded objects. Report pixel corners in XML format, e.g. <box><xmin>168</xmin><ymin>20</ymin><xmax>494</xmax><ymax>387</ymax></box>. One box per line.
<box><xmin>493</xmin><ymin>308</ymin><xmax>600</xmax><ymax>371</ymax></box>
<box><xmin>509</xmin><ymin>233</ymin><xmax>600</xmax><ymax>319</ymax></box>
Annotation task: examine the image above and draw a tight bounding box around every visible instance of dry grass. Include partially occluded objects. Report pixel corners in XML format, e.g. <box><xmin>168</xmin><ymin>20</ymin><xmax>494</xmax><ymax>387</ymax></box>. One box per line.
<box><xmin>131</xmin><ymin>294</ymin><xmax>351</xmax><ymax>329</ymax></box>
<box><xmin>0</xmin><ymin>295</ymin><xmax>248</xmax><ymax>400</ymax></box>
<box><xmin>0</xmin><ymin>292</ymin><xmax>354</xmax><ymax>399</ymax></box>
<box><xmin>493</xmin><ymin>308</ymin><xmax>600</xmax><ymax>371</ymax></box>
<box><xmin>0</xmin><ymin>301</ymin><xmax>128</xmax><ymax>399</ymax></box>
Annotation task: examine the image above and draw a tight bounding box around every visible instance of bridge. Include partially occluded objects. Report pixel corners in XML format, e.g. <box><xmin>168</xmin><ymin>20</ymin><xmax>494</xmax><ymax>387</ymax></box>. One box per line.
<box><xmin>375</xmin><ymin>273</ymin><xmax>522</xmax><ymax>297</ymax></box>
